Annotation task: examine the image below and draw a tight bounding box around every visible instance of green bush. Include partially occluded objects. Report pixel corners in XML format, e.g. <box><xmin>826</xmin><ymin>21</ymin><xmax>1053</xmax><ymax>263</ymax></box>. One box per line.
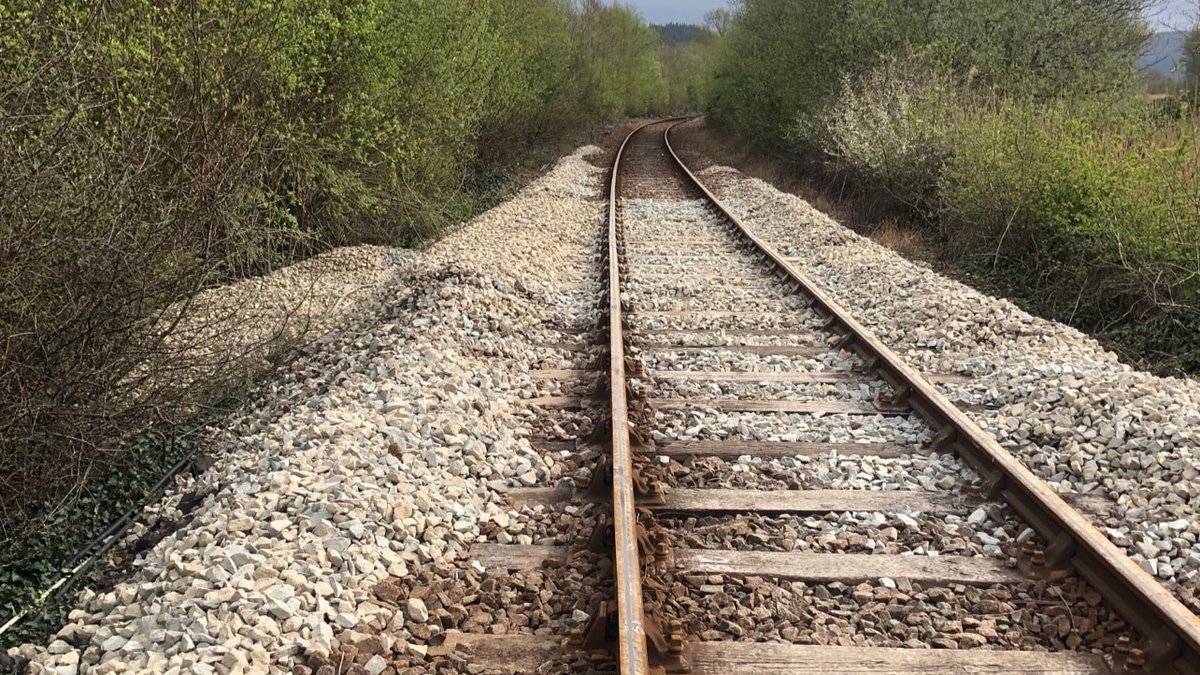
<box><xmin>0</xmin><ymin>0</ymin><xmax>673</xmax><ymax>550</ymax></box>
<box><xmin>708</xmin><ymin>0</ymin><xmax>1149</xmax><ymax>150</ymax></box>
<box><xmin>810</xmin><ymin>54</ymin><xmax>959</xmax><ymax>210</ymax></box>
<box><xmin>707</xmin><ymin>0</ymin><xmax>846</xmax><ymax>148</ymax></box>
<box><xmin>658</xmin><ymin>29</ymin><xmax>721</xmax><ymax>112</ymax></box>
<box><xmin>704</xmin><ymin>0</ymin><xmax>1200</xmax><ymax>373</ymax></box>
<box><xmin>939</xmin><ymin>100</ymin><xmax>1200</xmax><ymax>363</ymax></box>
<box><xmin>569</xmin><ymin>0</ymin><xmax>669</xmax><ymax>119</ymax></box>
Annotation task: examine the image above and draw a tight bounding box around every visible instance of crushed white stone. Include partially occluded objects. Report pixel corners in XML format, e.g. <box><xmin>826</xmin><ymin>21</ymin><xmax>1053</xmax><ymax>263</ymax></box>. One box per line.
<box><xmin>700</xmin><ymin>164</ymin><xmax>1200</xmax><ymax>597</ymax></box>
<box><xmin>9</xmin><ymin>147</ymin><xmax>607</xmax><ymax>674</ymax></box>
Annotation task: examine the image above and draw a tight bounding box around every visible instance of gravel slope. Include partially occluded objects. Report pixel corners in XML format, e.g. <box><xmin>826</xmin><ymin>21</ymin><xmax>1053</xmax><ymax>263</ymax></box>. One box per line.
<box><xmin>699</xmin><ymin>164</ymin><xmax>1200</xmax><ymax>608</ymax></box>
<box><xmin>9</xmin><ymin>147</ymin><xmax>606</xmax><ymax>675</ymax></box>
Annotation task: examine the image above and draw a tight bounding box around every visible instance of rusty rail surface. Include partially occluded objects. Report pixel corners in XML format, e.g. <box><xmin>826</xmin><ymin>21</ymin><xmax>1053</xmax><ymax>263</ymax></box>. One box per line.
<box><xmin>608</xmin><ymin>120</ymin><xmax>658</xmax><ymax>675</ymax></box>
<box><xmin>658</xmin><ymin>118</ymin><xmax>1200</xmax><ymax>674</ymax></box>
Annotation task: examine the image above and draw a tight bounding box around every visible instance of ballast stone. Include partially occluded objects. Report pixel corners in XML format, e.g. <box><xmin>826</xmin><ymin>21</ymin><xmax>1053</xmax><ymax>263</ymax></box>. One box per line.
<box><xmin>702</xmin><ymin>162</ymin><xmax>1200</xmax><ymax>599</ymax></box>
<box><xmin>9</xmin><ymin>146</ymin><xmax>609</xmax><ymax>673</ymax></box>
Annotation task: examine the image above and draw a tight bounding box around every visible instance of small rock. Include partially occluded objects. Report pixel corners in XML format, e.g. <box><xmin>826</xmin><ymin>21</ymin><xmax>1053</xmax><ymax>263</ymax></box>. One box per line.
<box><xmin>406</xmin><ymin>597</ymin><xmax>429</xmax><ymax>623</ymax></box>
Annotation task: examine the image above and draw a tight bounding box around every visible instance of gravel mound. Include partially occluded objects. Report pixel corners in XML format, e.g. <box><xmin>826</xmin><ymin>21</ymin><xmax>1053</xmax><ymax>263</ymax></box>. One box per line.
<box><xmin>9</xmin><ymin>147</ymin><xmax>607</xmax><ymax>675</ymax></box>
<box><xmin>129</xmin><ymin>245</ymin><xmax>403</xmax><ymax>396</ymax></box>
<box><xmin>702</xmin><ymin>165</ymin><xmax>1200</xmax><ymax>598</ymax></box>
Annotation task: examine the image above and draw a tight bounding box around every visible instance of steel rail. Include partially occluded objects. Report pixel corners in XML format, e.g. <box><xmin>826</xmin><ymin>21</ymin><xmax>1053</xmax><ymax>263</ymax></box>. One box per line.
<box><xmin>662</xmin><ymin>118</ymin><xmax>1200</xmax><ymax>674</ymax></box>
<box><xmin>608</xmin><ymin>120</ymin><xmax>661</xmax><ymax>675</ymax></box>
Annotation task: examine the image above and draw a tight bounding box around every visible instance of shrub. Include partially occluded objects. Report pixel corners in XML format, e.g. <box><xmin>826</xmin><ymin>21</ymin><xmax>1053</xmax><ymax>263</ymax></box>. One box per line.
<box><xmin>0</xmin><ymin>0</ymin><xmax>674</xmax><ymax>551</ymax></box>
<box><xmin>709</xmin><ymin>0</ymin><xmax>1151</xmax><ymax>150</ymax></box>
<box><xmin>810</xmin><ymin>54</ymin><xmax>959</xmax><ymax>211</ymax></box>
<box><xmin>704</xmin><ymin>0</ymin><xmax>1200</xmax><ymax>373</ymax></box>
<box><xmin>707</xmin><ymin>0</ymin><xmax>846</xmax><ymax>148</ymax></box>
<box><xmin>659</xmin><ymin>29</ymin><xmax>721</xmax><ymax>113</ymax></box>
<box><xmin>939</xmin><ymin>100</ymin><xmax>1200</xmax><ymax>362</ymax></box>
<box><xmin>570</xmin><ymin>1</ymin><xmax>669</xmax><ymax>119</ymax></box>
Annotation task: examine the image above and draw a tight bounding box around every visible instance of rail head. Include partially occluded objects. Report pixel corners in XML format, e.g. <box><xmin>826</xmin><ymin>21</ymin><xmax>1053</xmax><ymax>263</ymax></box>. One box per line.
<box><xmin>662</xmin><ymin>118</ymin><xmax>1200</xmax><ymax>674</ymax></box>
<box><xmin>607</xmin><ymin>119</ymin><xmax>663</xmax><ymax>675</ymax></box>
<box><xmin>607</xmin><ymin>117</ymin><xmax>698</xmax><ymax>674</ymax></box>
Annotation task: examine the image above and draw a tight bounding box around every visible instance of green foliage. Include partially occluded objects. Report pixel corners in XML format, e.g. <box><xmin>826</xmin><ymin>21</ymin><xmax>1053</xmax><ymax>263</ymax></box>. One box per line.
<box><xmin>812</xmin><ymin>53</ymin><xmax>959</xmax><ymax>209</ymax></box>
<box><xmin>707</xmin><ymin>0</ymin><xmax>846</xmax><ymax>148</ymax></box>
<box><xmin>1186</xmin><ymin>26</ymin><xmax>1200</xmax><ymax>93</ymax></box>
<box><xmin>569</xmin><ymin>1</ymin><xmax>668</xmax><ymax>119</ymax></box>
<box><xmin>0</xmin><ymin>429</ymin><xmax>205</xmax><ymax>648</ymax></box>
<box><xmin>940</xmin><ymin>100</ymin><xmax>1200</xmax><ymax>368</ymax></box>
<box><xmin>658</xmin><ymin>28</ymin><xmax>721</xmax><ymax>112</ymax></box>
<box><xmin>708</xmin><ymin>0</ymin><xmax>1150</xmax><ymax>148</ymax></box>
<box><xmin>941</xmin><ymin>101</ymin><xmax>1200</xmax><ymax>300</ymax></box>
<box><xmin>706</xmin><ymin>0</ymin><xmax>1200</xmax><ymax>372</ymax></box>
<box><xmin>654</xmin><ymin>22</ymin><xmax>711</xmax><ymax>45</ymax></box>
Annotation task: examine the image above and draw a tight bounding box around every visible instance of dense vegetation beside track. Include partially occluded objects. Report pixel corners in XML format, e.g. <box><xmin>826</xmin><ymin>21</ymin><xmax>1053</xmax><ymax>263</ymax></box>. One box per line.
<box><xmin>0</xmin><ymin>0</ymin><xmax>684</xmax><ymax>628</ymax></box>
<box><xmin>655</xmin><ymin>21</ymin><xmax>722</xmax><ymax>112</ymax></box>
<box><xmin>706</xmin><ymin>0</ymin><xmax>1200</xmax><ymax>374</ymax></box>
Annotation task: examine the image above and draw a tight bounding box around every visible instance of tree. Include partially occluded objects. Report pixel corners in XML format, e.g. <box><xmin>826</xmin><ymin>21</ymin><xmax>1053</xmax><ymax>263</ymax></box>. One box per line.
<box><xmin>704</xmin><ymin>8</ymin><xmax>736</xmax><ymax>36</ymax></box>
<box><xmin>1186</xmin><ymin>25</ymin><xmax>1200</xmax><ymax>92</ymax></box>
<box><xmin>706</xmin><ymin>0</ymin><xmax>1154</xmax><ymax>148</ymax></box>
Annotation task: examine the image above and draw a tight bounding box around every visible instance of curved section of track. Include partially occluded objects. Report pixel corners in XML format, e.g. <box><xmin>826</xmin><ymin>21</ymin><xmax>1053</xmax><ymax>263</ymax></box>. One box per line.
<box><xmin>603</xmin><ymin>119</ymin><xmax>1200</xmax><ymax>674</ymax></box>
<box><xmin>608</xmin><ymin>119</ymin><xmax>656</xmax><ymax>674</ymax></box>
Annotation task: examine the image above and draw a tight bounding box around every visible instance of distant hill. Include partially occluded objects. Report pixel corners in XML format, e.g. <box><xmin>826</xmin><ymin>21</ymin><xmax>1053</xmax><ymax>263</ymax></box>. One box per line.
<box><xmin>653</xmin><ymin>23</ymin><xmax>713</xmax><ymax>45</ymax></box>
<box><xmin>1140</xmin><ymin>31</ymin><xmax>1188</xmax><ymax>78</ymax></box>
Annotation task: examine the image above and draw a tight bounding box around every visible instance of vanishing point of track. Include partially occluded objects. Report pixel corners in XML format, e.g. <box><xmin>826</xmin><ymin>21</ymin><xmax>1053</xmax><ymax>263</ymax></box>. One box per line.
<box><xmin>600</xmin><ymin>119</ymin><xmax>1200</xmax><ymax>674</ymax></box>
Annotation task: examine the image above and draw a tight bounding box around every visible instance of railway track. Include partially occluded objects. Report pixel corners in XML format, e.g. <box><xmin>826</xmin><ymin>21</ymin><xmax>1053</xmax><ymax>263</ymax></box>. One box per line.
<box><xmin>446</xmin><ymin>120</ymin><xmax>1200</xmax><ymax>674</ymax></box>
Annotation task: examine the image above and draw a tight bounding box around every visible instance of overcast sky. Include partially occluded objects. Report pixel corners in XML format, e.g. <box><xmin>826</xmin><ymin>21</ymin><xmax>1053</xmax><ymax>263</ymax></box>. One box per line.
<box><xmin>624</xmin><ymin>0</ymin><xmax>730</xmax><ymax>25</ymax></box>
<box><xmin>1147</xmin><ymin>0</ymin><xmax>1197</xmax><ymax>29</ymax></box>
<box><xmin>623</xmin><ymin>0</ymin><xmax>1197</xmax><ymax>30</ymax></box>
